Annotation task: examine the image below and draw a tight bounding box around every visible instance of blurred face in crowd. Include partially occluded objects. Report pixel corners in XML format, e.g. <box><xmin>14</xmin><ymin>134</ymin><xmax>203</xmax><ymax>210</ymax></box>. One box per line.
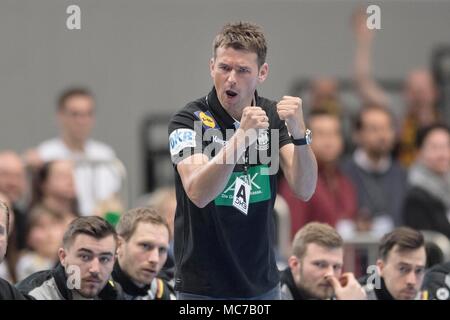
<box><xmin>118</xmin><ymin>222</ymin><xmax>170</xmax><ymax>285</ymax></box>
<box><xmin>289</xmin><ymin>243</ymin><xmax>343</xmax><ymax>299</ymax></box>
<box><xmin>419</xmin><ymin>128</ymin><xmax>450</xmax><ymax>175</ymax></box>
<box><xmin>210</xmin><ymin>46</ymin><xmax>268</xmax><ymax>118</ymax></box>
<box><xmin>0</xmin><ymin>204</ymin><xmax>8</xmax><ymax>264</ymax></box>
<box><xmin>27</xmin><ymin>212</ymin><xmax>72</xmax><ymax>260</ymax></box>
<box><xmin>377</xmin><ymin>245</ymin><xmax>426</xmax><ymax>300</ymax></box>
<box><xmin>310</xmin><ymin>78</ymin><xmax>339</xmax><ymax>110</ymax></box>
<box><xmin>0</xmin><ymin>193</ymin><xmax>14</xmax><ymax>236</ymax></box>
<box><xmin>0</xmin><ymin>151</ymin><xmax>26</xmax><ymax>203</ymax></box>
<box><xmin>58</xmin><ymin>94</ymin><xmax>95</xmax><ymax>145</ymax></box>
<box><xmin>404</xmin><ymin>69</ymin><xmax>437</xmax><ymax>125</ymax></box>
<box><xmin>309</xmin><ymin>114</ymin><xmax>343</xmax><ymax>165</ymax></box>
<box><xmin>59</xmin><ymin>234</ymin><xmax>116</xmax><ymax>298</ymax></box>
<box><xmin>44</xmin><ymin>161</ymin><xmax>76</xmax><ymax>202</ymax></box>
<box><xmin>357</xmin><ymin>109</ymin><xmax>395</xmax><ymax>159</ymax></box>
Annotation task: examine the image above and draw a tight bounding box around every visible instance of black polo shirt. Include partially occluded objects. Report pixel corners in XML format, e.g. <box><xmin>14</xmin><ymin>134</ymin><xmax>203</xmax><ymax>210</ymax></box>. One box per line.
<box><xmin>168</xmin><ymin>87</ymin><xmax>291</xmax><ymax>298</ymax></box>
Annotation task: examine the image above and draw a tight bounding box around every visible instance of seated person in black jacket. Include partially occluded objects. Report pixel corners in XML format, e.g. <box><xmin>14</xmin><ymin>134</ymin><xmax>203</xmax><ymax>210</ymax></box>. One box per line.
<box><xmin>281</xmin><ymin>222</ymin><xmax>366</xmax><ymax>300</ymax></box>
<box><xmin>0</xmin><ymin>200</ymin><xmax>28</xmax><ymax>300</ymax></box>
<box><xmin>363</xmin><ymin>227</ymin><xmax>427</xmax><ymax>300</ymax></box>
<box><xmin>17</xmin><ymin>216</ymin><xmax>121</xmax><ymax>300</ymax></box>
<box><xmin>403</xmin><ymin>124</ymin><xmax>450</xmax><ymax>239</ymax></box>
<box><xmin>113</xmin><ymin>207</ymin><xmax>174</xmax><ymax>300</ymax></box>
<box><xmin>421</xmin><ymin>261</ymin><xmax>450</xmax><ymax>300</ymax></box>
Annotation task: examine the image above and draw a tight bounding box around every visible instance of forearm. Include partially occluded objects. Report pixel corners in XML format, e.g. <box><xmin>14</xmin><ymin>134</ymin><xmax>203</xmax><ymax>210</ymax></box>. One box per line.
<box><xmin>354</xmin><ymin>40</ymin><xmax>388</xmax><ymax>107</ymax></box>
<box><xmin>180</xmin><ymin>130</ymin><xmax>247</xmax><ymax>208</ymax></box>
<box><xmin>286</xmin><ymin>145</ymin><xmax>318</xmax><ymax>201</ymax></box>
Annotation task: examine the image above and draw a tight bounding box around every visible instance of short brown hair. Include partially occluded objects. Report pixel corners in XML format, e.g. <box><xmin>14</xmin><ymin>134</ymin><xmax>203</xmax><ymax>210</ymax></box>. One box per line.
<box><xmin>57</xmin><ymin>87</ymin><xmax>94</xmax><ymax>111</ymax></box>
<box><xmin>116</xmin><ymin>207</ymin><xmax>171</xmax><ymax>241</ymax></box>
<box><xmin>354</xmin><ymin>105</ymin><xmax>394</xmax><ymax>131</ymax></box>
<box><xmin>292</xmin><ymin>222</ymin><xmax>343</xmax><ymax>259</ymax></box>
<box><xmin>0</xmin><ymin>201</ymin><xmax>10</xmax><ymax>235</ymax></box>
<box><xmin>213</xmin><ymin>22</ymin><xmax>267</xmax><ymax>67</ymax></box>
<box><xmin>378</xmin><ymin>227</ymin><xmax>425</xmax><ymax>261</ymax></box>
<box><xmin>62</xmin><ymin>216</ymin><xmax>117</xmax><ymax>249</ymax></box>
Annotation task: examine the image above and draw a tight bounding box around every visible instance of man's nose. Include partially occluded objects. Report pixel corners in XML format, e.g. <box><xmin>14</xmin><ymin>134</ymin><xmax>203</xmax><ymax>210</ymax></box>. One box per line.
<box><xmin>406</xmin><ymin>271</ymin><xmax>417</xmax><ymax>286</ymax></box>
<box><xmin>227</xmin><ymin>70</ymin><xmax>237</xmax><ymax>85</ymax></box>
<box><xmin>89</xmin><ymin>258</ymin><xmax>101</xmax><ymax>274</ymax></box>
<box><xmin>147</xmin><ymin>248</ymin><xmax>159</xmax><ymax>265</ymax></box>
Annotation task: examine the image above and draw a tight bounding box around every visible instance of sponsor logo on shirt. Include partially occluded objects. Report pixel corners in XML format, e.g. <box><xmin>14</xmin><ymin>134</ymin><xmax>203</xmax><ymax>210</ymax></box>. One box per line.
<box><xmin>169</xmin><ymin>128</ymin><xmax>196</xmax><ymax>156</ymax></box>
<box><xmin>214</xmin><ymin>165</ymin><xmax>271</xmax><ymax>207</ymax></box>
<box><xmin>194</xmin><ymin>111</ymin><xmax>218</xmax><ymax>129</ymax></box>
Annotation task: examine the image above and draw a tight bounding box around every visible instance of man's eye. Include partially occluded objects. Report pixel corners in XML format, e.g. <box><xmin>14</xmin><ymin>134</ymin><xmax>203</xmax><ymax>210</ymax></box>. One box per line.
<box><xmin>314</xmin><ymin>262</ymin><xmax>326</xmax><ymax>268</ymax></box>
<box><xmin>80</xmin><ymin>255</ymin><xmax>90</xmax><ymax>262</ymax></box>
<box><xmin>100</xmin><ymin>257</ymin><xmax>111</xmax><ymax>264</ymax></box>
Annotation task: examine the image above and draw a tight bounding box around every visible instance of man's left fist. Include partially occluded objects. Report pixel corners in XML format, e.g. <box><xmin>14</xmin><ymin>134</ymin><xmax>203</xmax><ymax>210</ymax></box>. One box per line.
<box><xmin>276</xmin><ymin>96</ymin><xmax>306</xmax><ymax>139</ymax></box>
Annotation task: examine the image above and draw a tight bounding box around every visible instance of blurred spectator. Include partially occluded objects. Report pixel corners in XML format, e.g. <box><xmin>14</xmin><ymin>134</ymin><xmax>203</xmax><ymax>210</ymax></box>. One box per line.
<box><xmin>309</xmin><ymin>78</ymin><xmax>341</xmax><ymax>115</ymax></box>
<box><xmin>281</xmin><ymin>222</ymin><xmax>366</xmax><ymax>300</ymax></box>
<box><xmin>362</xmin><ymin>227</ymin><xmax>427</xmax><ymax>300</ymax></box>
<box><xmin>421</xmin><ymin>260</ymin><xmax>450</xmax><ymax>300</ymax></box>
<box><xmin>114</xmin><ymin>207</ymin><xmax>175</xmax><ymax>300</ymax></box>
<box><xmin>0</xmin><ymin>193</ymin><xmax>15</xmax><ymax>282</ymax></box>
<box><xmin>30</xmin><ymin>160</ymin><xmax>79</xmax><ymax>220</ymax></box>
<box><xmin>353</xmin><ymin>9</ymin><xmax>440</xmax><ymax>167</ymax></box>
<box><xmin>279</xmin><ymin>110</ymin><xmax>357</xmax><ymax>239</ymax></box>
<box><xmin>342</xmin><ymin>106</ymin><xmax>407</xmax><ymax>236</ymax></box>
<box><xmin>0</xmin><ymin>151</ymin><xmax>28</xmax><ymax>251</ymax></box>
<box><xmin>0</xmin><ymin>200</ymin><xmax>27</xmax><ymax>299</ymax></box>
<box><xmin>15</xmin><ymin>207</ymin><xmax>73</xmax><ymax>282</ymax></box>
<box><xmin>403</xmin><ymin>124</ymin><xmax>450</xmax><ymax>238</ymax></box>
<box><xmin>24</xmin><ymin>88</ymin><xmax>122</xmax><ymax>216</ymax></box>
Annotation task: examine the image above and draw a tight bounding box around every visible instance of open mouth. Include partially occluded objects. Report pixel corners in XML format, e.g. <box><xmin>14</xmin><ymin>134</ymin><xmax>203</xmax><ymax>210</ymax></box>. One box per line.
<box><xmin>225</xmin><ymin>90</ymin><xmax>238</xmax><ymax>98</ymax></box>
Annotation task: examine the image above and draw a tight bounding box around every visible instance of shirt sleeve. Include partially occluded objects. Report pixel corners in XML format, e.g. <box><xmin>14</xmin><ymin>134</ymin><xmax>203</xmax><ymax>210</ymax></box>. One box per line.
<box><xmin>168</xmin><ymin>108</ymin><xmax>205</xmax><ymax>166</ymax></box>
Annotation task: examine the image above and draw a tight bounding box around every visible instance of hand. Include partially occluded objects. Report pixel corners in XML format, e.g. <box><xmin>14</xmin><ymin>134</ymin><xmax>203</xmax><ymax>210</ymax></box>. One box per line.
<box><xmin>352</xmin><ymin>7</ymin><xmax>374</xmax><ymax>44</ymax></box>
<box><xmin>237</xmin><ymin>106</ymin><xmax>269</xmax><ymax>147</ymax></box>
<box><xmin>277</xmin><ymin>96</ymin><xmax>306</xmax><ymax>139</ymax></box>
<box><xmin>326</xmin><ymin>273</ymin><xmax>367</xmax><ymax>300</ymax></box>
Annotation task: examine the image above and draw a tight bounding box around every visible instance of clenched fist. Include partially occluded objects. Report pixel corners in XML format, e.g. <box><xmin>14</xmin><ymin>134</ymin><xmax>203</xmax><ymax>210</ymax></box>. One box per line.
<box><xmin>237</xmin><ymin>106</ymin><xmax>269</xmax><ymax>147</ymax></box>
<box><xmin>276</xmin><ymin>96</ymin><xmax>306</xmax><ymax>139</ymax></box>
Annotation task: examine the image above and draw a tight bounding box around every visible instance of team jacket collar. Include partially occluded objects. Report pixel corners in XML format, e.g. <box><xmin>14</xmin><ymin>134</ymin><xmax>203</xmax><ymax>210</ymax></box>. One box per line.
<box><xmin>112</xmin><ymin>261</ymin><xmax>150</xmax><ymax>296</ymax></box>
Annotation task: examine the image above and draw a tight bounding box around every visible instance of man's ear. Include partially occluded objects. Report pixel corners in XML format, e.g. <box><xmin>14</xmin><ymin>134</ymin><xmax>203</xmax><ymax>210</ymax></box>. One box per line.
<box><xmin>209</xmin><ymin>58</ymin><xmax>215</xmax><ymax>78</ymax></box>
<box><xmin>116</xmin><ymin>236</ymin><xmax>125</xmax><ymax>258</ymax></box>
<box><xmin>376</xmin><ymin>259</ymin><xmax>384</xmax><ymax>276</ymax></box>
<box><xmin>58</xmin><ymin>247</ymin><xmax>67</xmax><ymax>267</ymax></box>
<box><xmin>288</xmin><ymin>255</ymin><xmax>300</xmax><ymax>271</ymax></box>
<box><xmin>258</xmin><ymin>63</ymin><xmax>269</xmax><ymax>83</ymax></box>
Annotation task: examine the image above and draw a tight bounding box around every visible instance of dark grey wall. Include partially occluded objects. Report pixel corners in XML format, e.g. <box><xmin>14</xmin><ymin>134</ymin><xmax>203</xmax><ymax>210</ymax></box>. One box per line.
<box><xmin>1</xmin><ymin>0</ymin><xmax>449</xmax><ymax>204</ymax></box>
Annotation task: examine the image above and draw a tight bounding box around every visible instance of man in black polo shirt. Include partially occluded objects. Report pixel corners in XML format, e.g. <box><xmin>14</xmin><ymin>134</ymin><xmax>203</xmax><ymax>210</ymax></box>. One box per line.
<box><xmin>168</xmin><ymin>22</ymin><xmax>317</xmax><ymax>299</ymax></box>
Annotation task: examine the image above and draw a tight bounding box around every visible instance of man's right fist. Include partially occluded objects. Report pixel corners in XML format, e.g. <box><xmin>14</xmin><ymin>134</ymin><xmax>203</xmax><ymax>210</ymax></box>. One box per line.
<box><xmin>237</xmin><ymin>106</ymin><xmax>269</xmax><ymax>147</ymax></box>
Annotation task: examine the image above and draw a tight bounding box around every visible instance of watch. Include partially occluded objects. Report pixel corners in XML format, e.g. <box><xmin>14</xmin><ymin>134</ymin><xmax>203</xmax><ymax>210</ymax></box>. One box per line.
<box><xmin>291</xmin><ymin>129</ymin><xmax>312</xmax><ymax>146</ymax></box>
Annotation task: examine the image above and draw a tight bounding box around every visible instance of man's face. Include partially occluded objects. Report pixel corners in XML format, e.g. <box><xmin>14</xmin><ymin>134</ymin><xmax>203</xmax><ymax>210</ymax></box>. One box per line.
<box><xmin>0</xmin><ymin>153</ymin><xmax>26</xmax><ymax>203</ymax></box>
<box><xmin>44</xmin><ymin>161</ymin><xmax>76</xmax><ymax>202</ymax></box>
<box><xmin>118</xmin><ymin>222</ymin><xmax>169</xmax><ymax>286</ymax></box>
<box><xmin>404</xmin><ymin>70</ymin><xmax>437</xmax><ymax>114</ymax></box>
<box><xmin>358</xmin><ymin>109</ymin><xmax>395</xmax><ymax>158</ymax></box>
<box><xmin>59</xmin><ymin>234</ymin><xmax>116</xmax><ymax>298</ymax></box>
<box><xmin>310</xmin><ymin>115</ymin><xmax>343</xmax><ymax>164</ymax></box>
<box><xmin>290</xmin><ymin>243</ymin><xmax>343</xmax><ymax>299</ymax></box>
<box><xmin>378</xmin><ymin>245</ymin><xmax>426</xmax><ymax>300</ymax></box>
<box><xmin>419</xmin><ymin>129</ymin><xmax>450</xmax><ymax>175</ymax></box>
<box><xmin>28</xmin><ymin>213</ymin><xmax>68</xmax><ymax>259</ymax></box>
<box><xmin>58</xmin><ymin>95</ymin><xmax>95</xmax><ymax>144</ymax></box>
<box><xmin>0</xmin><ymin>209</ymin><xmax>7</xmax><ymax>264</ymax></box>
<box><xmin>210</xmin><ymin>46</ymin><xmax>268</xmax><ymax>117</ymax></box>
